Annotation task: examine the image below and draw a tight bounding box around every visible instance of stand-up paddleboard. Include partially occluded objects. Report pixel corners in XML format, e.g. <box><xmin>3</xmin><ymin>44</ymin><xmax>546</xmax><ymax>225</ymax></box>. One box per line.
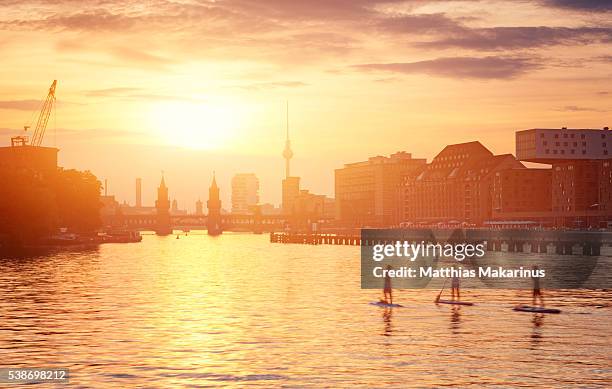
<box><xmin>435</xmin><ymin>299</ymin><xmax>474</xmax><ymax>306</ymax></box>
<box><xmin>513</xmin><ymin>305</ymin><xmax>561</xmax><ymax>314</ymax></box>
<box><xmin>370</xmin><ymin>301</ymin><xmax>403</xmax><ymax>308</ymax></box>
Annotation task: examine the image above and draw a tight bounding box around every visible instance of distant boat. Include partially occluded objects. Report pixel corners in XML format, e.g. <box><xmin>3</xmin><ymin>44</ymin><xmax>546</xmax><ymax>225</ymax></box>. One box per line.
<box><xmin>99</xmin><ymin>230</ymin><xmax>142</xmax><ymax>243</ymax></box>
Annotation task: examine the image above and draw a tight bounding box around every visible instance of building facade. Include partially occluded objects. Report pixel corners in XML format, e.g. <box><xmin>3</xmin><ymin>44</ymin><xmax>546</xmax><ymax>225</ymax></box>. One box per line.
<box><xmin>231</xmin><ymin>173</ymin><xmax>259</xmax><ymax>214</ymax></box>
<box><xmin>336</xmin><ymin>151</ymin><xmax>426</xmax><ymax>227</ymax></box>
<box><xmin>403</xmin><ymin>142</ymin><xmax>524</xmax><ymax>226</ymax></box>
<box><xmin>517</xmin><ymin>127</ymin><xmax>610</xmax><ymax>162</ymax></box>
<box><xmin>491</xmin><ymin>168</ymin><xmax>552</xmax><ymax>224</ymax></box>
<box><xmin>282</xmin><ymin>176</ymin><xmax>300</xmax><ymax>215</ymax></box>
<box><xmin>516</xmin><ymin>127</ymin><xmax>612</xmax><ymax>228</ymax></box>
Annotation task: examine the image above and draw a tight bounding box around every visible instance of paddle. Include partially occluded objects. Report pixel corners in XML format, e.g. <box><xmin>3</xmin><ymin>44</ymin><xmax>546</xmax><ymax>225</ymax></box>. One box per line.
<box><xmin>435</xmin><ymin>279</ymin><xmax>447</xmax><ymax>303</ymax></box>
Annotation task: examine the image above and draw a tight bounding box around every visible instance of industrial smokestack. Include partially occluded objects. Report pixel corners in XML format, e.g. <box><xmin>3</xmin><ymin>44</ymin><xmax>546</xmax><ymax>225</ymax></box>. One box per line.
<box><xmin>136</xmin><ymin>178</ymin><xmax>142</xmax><ymax>207</ymax></box>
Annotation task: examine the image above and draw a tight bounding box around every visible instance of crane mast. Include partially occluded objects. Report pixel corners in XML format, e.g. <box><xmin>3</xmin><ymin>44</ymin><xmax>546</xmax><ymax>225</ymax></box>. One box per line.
<box><xmin>11</xmin><ymin>80</ymin><xmax>57</xmax><ymax>147</ymax></box>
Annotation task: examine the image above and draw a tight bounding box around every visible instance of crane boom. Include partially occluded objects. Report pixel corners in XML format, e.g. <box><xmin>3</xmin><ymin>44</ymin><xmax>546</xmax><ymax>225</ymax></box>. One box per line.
<box><xmin>30</xmin><ymin>80</ymin><xmax>57</xmax><ymax>147</ymax></box>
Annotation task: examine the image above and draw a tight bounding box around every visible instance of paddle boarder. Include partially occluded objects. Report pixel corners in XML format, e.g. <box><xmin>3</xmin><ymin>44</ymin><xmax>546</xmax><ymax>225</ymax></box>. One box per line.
<box><xmin>383</xmin><ymin>265</ymin><xmax>393</xmax><ymax>304</ymax></box>
<box><xmin>451</xmin><ymin>265</ymin><xmax>460</xmax><ymax>301</ymax></box>
<box><xmin>532</xmin><ymin>265</ymin><xmax>544</xmax><ymax>307</ymax></box>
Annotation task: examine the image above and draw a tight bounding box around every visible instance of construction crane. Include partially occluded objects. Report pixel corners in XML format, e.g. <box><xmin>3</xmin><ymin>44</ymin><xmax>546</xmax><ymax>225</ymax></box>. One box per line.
<box><xmin>11</xmin><ymin>80</ymin><xmax>57</xmax><ymax>147</ymax></box>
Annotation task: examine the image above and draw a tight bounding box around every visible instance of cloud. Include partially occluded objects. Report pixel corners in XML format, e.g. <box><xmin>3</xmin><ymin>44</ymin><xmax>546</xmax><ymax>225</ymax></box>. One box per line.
<box><xmin>1</xmin><ymin>1</ymin><xmax>611</xmax><ymax>72</ymax></box>
<box><xmin>414</xmin><ymin>25</ymin><xmax>611</xmax><ymax>50</ymax></box>
<box><xmin>352</xmin><ymin>56</ymin><xmax>540</xmax><ymax>79</ymax></box>
<box><xmin>597</xmin><ymin>55</ymin><xmax>612</xmax><ymax>63</ymax></box>
<box><xmin>239</xmin><ymin>81</ymin><xmax>309</xmax><ymax>91</ymax></box>
<box><xmin>0</xmin><ymin>99</ymin><xmax>41</xmax><ymax>111</ymax></box>
<box><xmin>110</xmin><ymin>47</ymin><xmax>174</xmax><ymax>68</ymax></box>
<box><xmin>555</xmin><ymin>105</ymin><xmax>606</xmax><ymax>112</ymax></box>
<box><xmin>84</xmin><ymin>87</ymin><xmax>142</xmax><ymax>97</ymax></box>
<box><xmin>83</xmin><ymin>87</ymin><xmax>203</xmax><ymax>102</ymax></box>
<box><xmin>542</xmin><ymin>1</ymin><xmax>612</xmax><ymax>11</ymax></box>
<box><xmin>378</xmin><ymin>13</ymin><xmax>465</xmax><ymax>35</ymax></box>
<box><xmin>219</xmin><ymin>0</ymin><xmax>404</xmax><ymax>21</ymax></box>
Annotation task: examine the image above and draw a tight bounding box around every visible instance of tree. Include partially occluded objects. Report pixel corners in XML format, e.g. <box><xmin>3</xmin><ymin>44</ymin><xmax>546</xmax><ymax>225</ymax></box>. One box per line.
<box><xmin>0</xmin><ymin>167</ymin><xmax>102</xmax><ymax>247</ymax></box>
<box><xmin>52</xmin><ymin>169</ymin><xmax>102</xmax><ymax>232</ymax></box>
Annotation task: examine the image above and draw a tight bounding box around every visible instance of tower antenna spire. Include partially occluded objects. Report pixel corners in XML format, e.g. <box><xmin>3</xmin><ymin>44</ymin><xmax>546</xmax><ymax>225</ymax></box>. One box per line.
<box><xmin>282</xmin><ymin>100</ymin><xmax>293</xmax><ymax>179</ymax></box>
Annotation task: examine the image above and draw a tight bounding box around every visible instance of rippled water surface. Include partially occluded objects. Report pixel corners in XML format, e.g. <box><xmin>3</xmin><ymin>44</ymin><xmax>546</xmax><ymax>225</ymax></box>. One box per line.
<box><xmin>1</xmin><ymin>233</ymin><xmax>610</xmax><ymax>387</ymax></box>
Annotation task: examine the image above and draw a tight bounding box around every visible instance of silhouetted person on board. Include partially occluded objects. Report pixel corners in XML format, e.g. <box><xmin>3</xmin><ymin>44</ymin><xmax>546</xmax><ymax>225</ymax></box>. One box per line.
<box><xmin>451</xmin><ymin>265</ymin><xmax>460</xmax><ymax>301</ymax></box>
<box><xmin>383</xmin><ymin>265</ymin><xmax>393</xmax><ymax>304</ymax></box>
<box><xmin>532</xmin><ymin>265</ymin><xmax>544</xmax><ymax>307</ymax></box>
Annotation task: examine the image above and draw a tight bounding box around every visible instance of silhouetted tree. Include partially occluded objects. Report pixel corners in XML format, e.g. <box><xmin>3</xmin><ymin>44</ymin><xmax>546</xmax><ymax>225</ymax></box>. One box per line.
<box><xmin>0</xmin><ymin>167</ymin><xmax>102</xmax><ymax>247</ymax></box>
<box><xmin>53</xmin><ymin>169</ymin><xmax>102</xmax><ymax>232</ymax></box>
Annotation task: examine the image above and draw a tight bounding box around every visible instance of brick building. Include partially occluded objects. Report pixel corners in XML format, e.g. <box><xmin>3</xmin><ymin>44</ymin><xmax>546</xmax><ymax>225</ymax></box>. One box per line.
<box><xmin>403</xmin><ymin>142</ymin><xmax>523</xmax><ymax>226</ymax></box>
<box><xmin>335</xmin><ymin>152</ymin><xmax>426</xmax><ymax>227</ymax></box>
<box><xmin>516</xmin><ymin>127</ymin><xmax>612</xmax><ymax>228</ymax></box>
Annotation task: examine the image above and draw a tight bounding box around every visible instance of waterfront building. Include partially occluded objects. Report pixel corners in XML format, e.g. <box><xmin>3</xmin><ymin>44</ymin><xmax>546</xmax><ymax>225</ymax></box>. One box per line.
<box><xmin>516</xmin><ymin>127</ymin><xmax>612</xmax><ymax>228</ymax></box>
<box><xmin>516</xmin><ymin>127</ymin><xmax>610</xmax><ymax>162</ymax></box>
<box><xmin>403</xmin><ymin>142</ymin><xmax>523</xmax><ymax>226</ymax></box>
<box><xmin>0</xmin><ymin>145</ymin><xmax>58</xmax><ymax>177</ymax></box>
<box><xmin>336</xmin><ymin>151</ymin><xmax>426</xmax><ymax>227</ymax></box>
<box><xmin>260</xmin><ymin>203</ymin><xmax>281</xmax><ymax>215</ymax></box>
<box><xmin>491</xmin><ymin>168</ymin><xmax>553</xmax><ymax>224</ymax></box>
<box><xmin>231</xmin><ymin>173</ymin><xmax>259</xmax><ymax>214</ymax></box>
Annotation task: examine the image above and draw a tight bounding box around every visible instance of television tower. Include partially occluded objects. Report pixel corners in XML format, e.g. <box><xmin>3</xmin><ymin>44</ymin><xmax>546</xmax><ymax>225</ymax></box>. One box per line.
<box><xmin>282</xmin><ymin>101</ymin><xmax>293</xmax><ymax>179</ymax></box>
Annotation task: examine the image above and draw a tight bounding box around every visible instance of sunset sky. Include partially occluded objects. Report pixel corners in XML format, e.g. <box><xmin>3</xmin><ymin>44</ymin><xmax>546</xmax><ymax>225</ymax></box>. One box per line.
<box><xmin>0</xmin><ymin>0</ymin><xmax>610</xmax><ymax>208</ymax></box>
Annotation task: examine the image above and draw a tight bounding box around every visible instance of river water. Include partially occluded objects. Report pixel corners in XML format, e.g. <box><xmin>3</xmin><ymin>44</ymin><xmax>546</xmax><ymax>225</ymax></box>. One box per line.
<box><xmin>1</xmin><ymin>233</ymin><xmax>610</xmax><ymax>387</ymax></box>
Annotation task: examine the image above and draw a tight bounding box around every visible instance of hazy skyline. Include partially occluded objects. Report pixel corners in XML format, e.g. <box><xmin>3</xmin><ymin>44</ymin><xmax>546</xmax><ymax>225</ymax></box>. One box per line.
<box><xmin>0</xmin><ymin>0</ymin><xmax>610</xmax><ymax>208</ymax></box>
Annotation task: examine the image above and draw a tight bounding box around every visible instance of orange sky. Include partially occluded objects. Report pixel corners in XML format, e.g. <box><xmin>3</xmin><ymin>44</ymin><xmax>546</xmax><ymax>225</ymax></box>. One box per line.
<box><xmin>0</xmin><ymin>0</ymin><xmax>610</xmax><ymax>208</ymax></box>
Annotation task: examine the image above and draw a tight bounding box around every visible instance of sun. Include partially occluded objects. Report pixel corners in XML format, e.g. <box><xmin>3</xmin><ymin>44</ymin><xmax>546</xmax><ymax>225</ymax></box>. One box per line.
<box><xmin>149</xmin><ymin>100</ymin><xmax>244</xmax><ymax>150</ymax></box>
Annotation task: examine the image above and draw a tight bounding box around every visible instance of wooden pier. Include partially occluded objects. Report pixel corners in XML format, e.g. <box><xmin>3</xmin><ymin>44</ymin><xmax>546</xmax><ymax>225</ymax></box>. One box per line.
<box><xmin>270</xmin><ymin>230</ymin><xmax>612</xmax><ymax>256</ymax></box>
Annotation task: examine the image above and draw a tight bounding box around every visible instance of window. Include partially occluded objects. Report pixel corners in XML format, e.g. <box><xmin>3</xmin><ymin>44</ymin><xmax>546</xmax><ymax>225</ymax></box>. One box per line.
<box><xmin>563</xmin><ymin>133</ymin><xmax>568</xmax><ymax>138</ymax></box>
<box><xmin>545</xmin><ymin>149</ymin><xmax>550</xmax><ymax>154</ymax></box>
<box><xmin>605</xmin><ymin>150</ymin><xmax>609</xmax><ymax>155</ymax></box>
<box><xmin>603</xmin><ymin>142</ymin><xmax>607</xmax><ymax>147</ymax></box>
<box><xmin>543</xmin><ymin>141</ymin><xmax>548</xmax><ymax>146</ymax></box>
<box><xmin>573</xmin><ymin>142</ymin><xmax>577</xmax><ymax>147</ymax></box>
<box><xmin>555</xmin><ymin>134</ymin><xmax>559</xmax><ymax>139</ymax></box>
<box><xmin>581</xmin><ymin>134</ymin><xmax>586</xmax><ymax>139</ymax></box>
<box><xmin>582</xmin><ymin>150</ymin><xmax>587</xmax><ymax>154</ymax></box>
<box><xmin>556</xmin><ymin>142</ymin><xmax>560</xmax><ymax>146</ymax></box>
<box><xmin>561</xmin><ymin>150</ymin><xmax>565</xmax><ymax>154</ymax></box>
<box><xmin>602</xmin><ymin>134</ymin><xmax>606</xmax><ymax>139</ymax></box>
<box><xmin>563</xmin><ymin>142</ymin><xmax>568</xmax><ymax>146</ymax></box>
<box><xmin>582</xmin><ymin>142</ymin><xmax>587</xmax><ymax>146</ymax></box>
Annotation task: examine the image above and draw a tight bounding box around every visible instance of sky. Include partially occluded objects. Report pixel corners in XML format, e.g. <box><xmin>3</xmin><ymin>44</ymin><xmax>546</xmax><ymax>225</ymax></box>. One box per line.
<box><xmin>0</xmin><ymin>0</ymin><xmax>610</xmax><ymax>210</ymax></box>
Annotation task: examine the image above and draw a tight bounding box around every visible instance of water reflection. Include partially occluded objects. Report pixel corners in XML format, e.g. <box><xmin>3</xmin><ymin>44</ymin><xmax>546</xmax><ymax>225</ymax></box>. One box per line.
<box><xmin>382</xmin><ymin>308</ymin><xmax>393</xmax><ymax>336</ymax></box>
<box><xmin>0</xmin><ymin>234</ymin><xmax>610</xmax><ymax>388</ymax></box>
<box><xmin>530</xmin><ymin>314</ymin><xmax>544</xmax><ymax>347</ymax></box>
<box><xmin>449</xmin><ymin>306</ymin><xmax>462</xmax><ymax>334</ymax></box>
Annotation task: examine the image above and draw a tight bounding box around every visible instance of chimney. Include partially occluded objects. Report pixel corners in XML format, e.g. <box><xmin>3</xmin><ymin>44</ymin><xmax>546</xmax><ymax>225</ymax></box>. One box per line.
<box><xmin>136</xmin><ymin>178</ymin><xmax>142</xmax><ymax>207</ymax></box>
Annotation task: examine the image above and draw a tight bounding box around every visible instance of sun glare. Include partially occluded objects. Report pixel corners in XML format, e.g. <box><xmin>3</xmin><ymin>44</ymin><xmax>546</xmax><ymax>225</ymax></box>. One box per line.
<box><xmin>150</xmin><ymin>101</ymin><xmax>244</xmax><ymax>150</ymax></box>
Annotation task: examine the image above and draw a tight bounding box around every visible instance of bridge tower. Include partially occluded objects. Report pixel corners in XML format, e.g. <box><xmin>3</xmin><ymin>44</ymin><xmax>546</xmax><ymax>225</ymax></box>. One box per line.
<box><xmin>207</xmin><ymin>172</ymin><xmax>222</xmax><ymax>236</ymax></box>
<box><xmin>155</xmin><ymin>174</ymin><xmax>172</xmax><ymax>235</ymax></box>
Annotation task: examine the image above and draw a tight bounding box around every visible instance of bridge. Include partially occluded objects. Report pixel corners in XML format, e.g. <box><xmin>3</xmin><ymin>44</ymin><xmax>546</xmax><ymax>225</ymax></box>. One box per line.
<box><xmin>120</xmin><ymin>212</ymin><xmax>333</xmax><ymax>233</ymax></box>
